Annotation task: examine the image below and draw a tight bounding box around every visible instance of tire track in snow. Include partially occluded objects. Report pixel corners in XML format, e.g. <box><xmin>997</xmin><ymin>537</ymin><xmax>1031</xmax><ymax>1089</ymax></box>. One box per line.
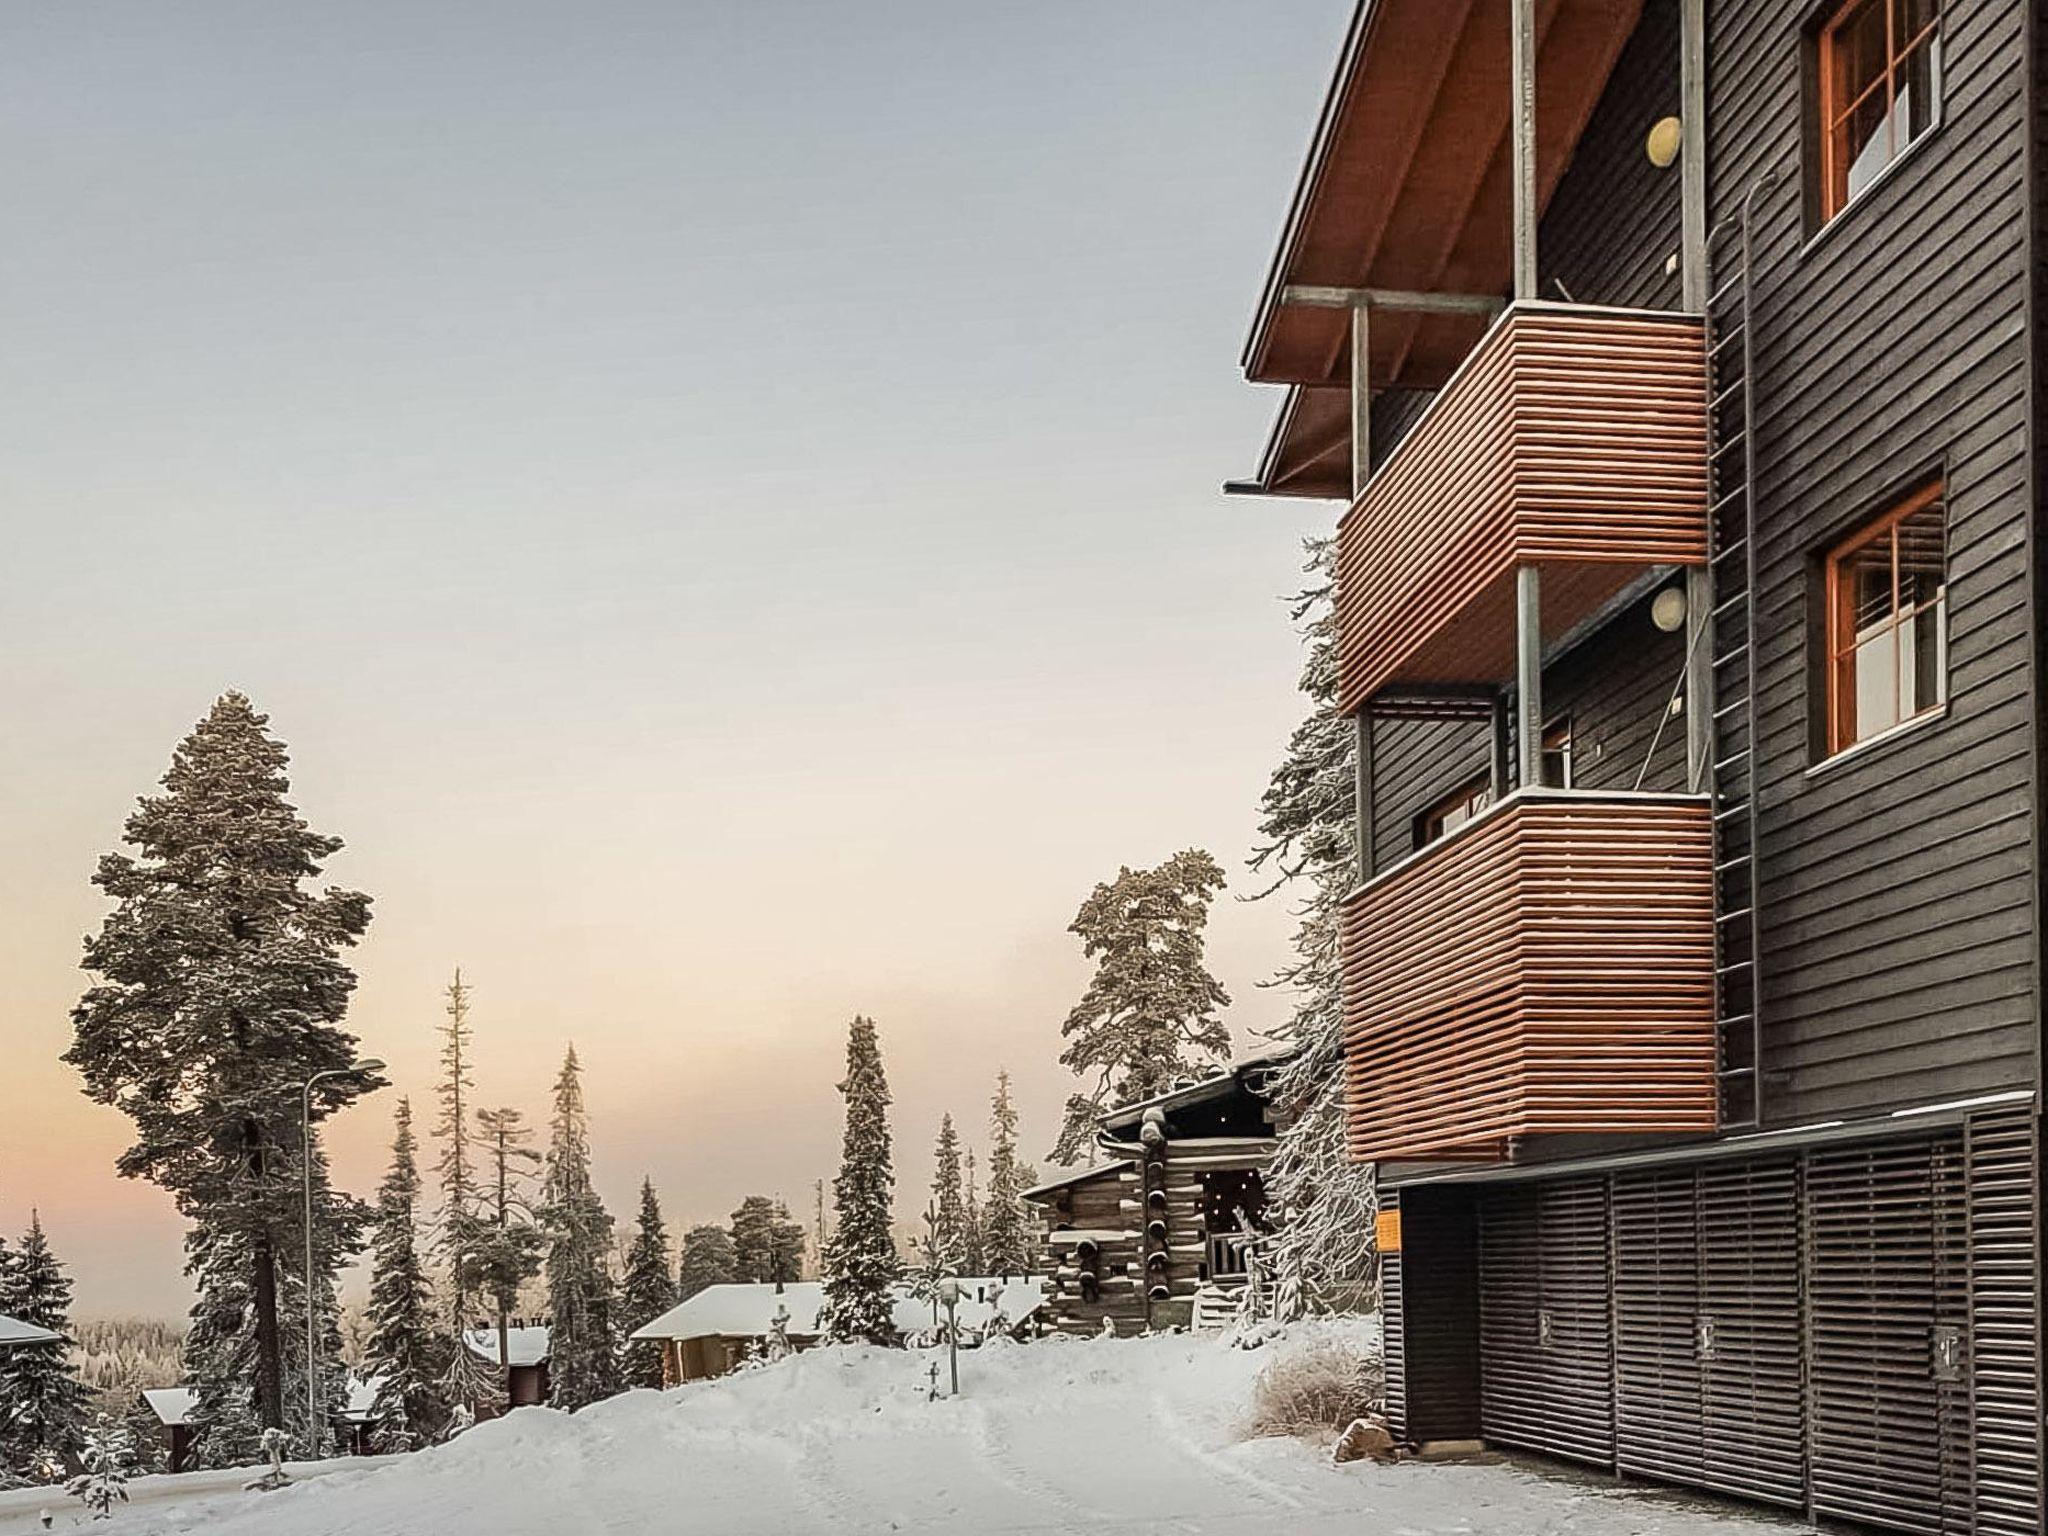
<box><xmin>1144</xmin><ymin>1389</ymin><xmax>1309</xmax><ymax>1513</ymax></box>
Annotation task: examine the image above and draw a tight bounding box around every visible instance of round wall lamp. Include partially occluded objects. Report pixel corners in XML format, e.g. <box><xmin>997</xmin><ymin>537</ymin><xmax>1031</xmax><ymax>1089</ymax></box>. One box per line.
<box><xmin>1646</xmin><ymin>116</ymin><xmax>1683</xmax><ymax>169</ymax></box>
<box><xmin>1651</xmin><ymin>585</ymin><xmax>1688</xmax><ymax>633</ymax></box>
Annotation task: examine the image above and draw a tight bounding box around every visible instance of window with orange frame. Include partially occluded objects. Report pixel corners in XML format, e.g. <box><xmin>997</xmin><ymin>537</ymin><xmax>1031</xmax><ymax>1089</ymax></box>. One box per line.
<box><xmin>1816</xmin><ymin>0</ymin><xmax>1941</xmax><ymax>221</ymax></box>
<box><xmin>1822</xmin><ymin>481</ymin><xmax>1947</xmax><ymax>757</ymax></box>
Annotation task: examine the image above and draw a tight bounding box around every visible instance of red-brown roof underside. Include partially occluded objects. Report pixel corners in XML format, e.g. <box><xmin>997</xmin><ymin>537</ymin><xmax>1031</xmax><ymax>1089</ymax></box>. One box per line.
<box><xmin>1243</xmin><ymin>0</ymin><xmax>1646</xmax><ymax>499</ymax></box>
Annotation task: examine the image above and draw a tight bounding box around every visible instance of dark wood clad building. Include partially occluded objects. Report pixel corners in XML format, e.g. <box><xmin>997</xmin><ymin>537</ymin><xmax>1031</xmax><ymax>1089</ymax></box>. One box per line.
<box><xmin>1232</xmin><ymin>0</ymin><xmax>2045</xmax><ymax>1527</ymax></box>
<box><xmin>1026</xmin><ymin>1054</ymin><xmax>1287</xmax><ymax>1335</ymax></box>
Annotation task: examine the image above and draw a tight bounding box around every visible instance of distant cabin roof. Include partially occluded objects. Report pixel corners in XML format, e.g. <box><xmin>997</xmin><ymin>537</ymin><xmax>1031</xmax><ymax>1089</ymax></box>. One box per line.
<box><xmin>463</xmin><ymin>1326</ymin><xmax>550</xmax><ymax>1367</ymax></box>
<box><xmin>0</xmin><ymin>1314</ymin><xmax>61</xmax><ymax>1349</ymax></box>
<box><xmin>140</xmin><ymin>1387</ymin><xmax>197</xmax><ymax>1427</ymax></box>
<box><xmin>630</xmin><ymin>1278</ymin><xmax>1046</xmax><ymax>1344</ymax></box>
<box><xmin>1020</xmin><ymin>1160</ymin><xmax>1132</xmax><ymax>1201</ymax></box>
<box><xmin>337</xmin><ymin>1375</ymin><xmax>387</xmax><ymax>1423</ymax></box>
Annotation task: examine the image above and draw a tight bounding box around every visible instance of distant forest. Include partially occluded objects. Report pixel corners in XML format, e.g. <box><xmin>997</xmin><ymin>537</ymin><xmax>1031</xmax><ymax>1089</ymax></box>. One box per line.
<box><xmin>71</xmin><ymin>1317</ymin><xmax>186</xmax><ymax>1414</ymax></box>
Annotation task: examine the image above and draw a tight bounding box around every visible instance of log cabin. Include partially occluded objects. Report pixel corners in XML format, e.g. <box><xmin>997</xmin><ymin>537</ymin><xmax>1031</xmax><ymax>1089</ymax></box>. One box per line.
<box><xmin>1025</xmin><ymin>1052</ymin><xmax>1290</xmax><ymax>1335</ymax></box>
<box><xmin>1230</xmin><ymin>0</ymin><xmax>2048</xmax><ymax>1526</ymax></box>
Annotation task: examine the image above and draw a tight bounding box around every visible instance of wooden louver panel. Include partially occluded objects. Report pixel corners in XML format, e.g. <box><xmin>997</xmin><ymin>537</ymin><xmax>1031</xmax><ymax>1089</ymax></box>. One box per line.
<box><xmin>1965</xmin><ymin>1109</ymin><xmax>2042</xmax><ymax>1536</ymax></box>
<box><xmin>1335</xmin><ymin>304</ymin><xmax>1709</xmax><ymax>713</ymax></box>
<box><xmin>1697</xmin><ymin>1156</ymin><xmax>1805</xmax><ymax>1510</ymax></box>
<box><xmin>1341</xmin><ymin>794</ymin><xmax>1717</xmax><ymax>1162</ymax></box>
<box><xmin>1381</xmin><ymin>1191</ymin><xmax>1407</xmax><ymax>1444</ymax></box>
<box><xmin>1611</xmin><ymin>1167</ymin><xmax>1705</xmax><ymax>1487</ymax></box>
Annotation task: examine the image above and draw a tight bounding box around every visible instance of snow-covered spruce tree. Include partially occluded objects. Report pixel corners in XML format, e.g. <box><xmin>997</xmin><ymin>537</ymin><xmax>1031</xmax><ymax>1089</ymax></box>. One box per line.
<box><xmin>1249</xmin><ymin>538</ymin><xmax>1375</xmax><ymax>1320</ymax></box>
<box><xmin>471</xmin><ymin>1106</ymin><xmax>544</xmax><ymax>1385</ymax></box>
<box><xmin>768</xmin><ymin>1203</ymin><xmax>805</xmax><ymax>1284</ymax></box>
<box><xmin>727</xmin><ymin>1196</ymin><xmax>778</xmax><ymax>1285</ymax></box>
<box><xmin>927</xmin><ymin>1115</ymin><xmax>968</xmax><ymax>1276</ymax></box>
<box><xmin>363</xmin><ymin>1100</ymin><xmax>450</xmax><ymax>1450</ymax></box>
<box><xmin>981</xmin><ymin>1071</ymin><xmax>1032</xmax><ymax>1277</ymax></box>
<box><xmin>961</xmin><ymin>1150</ymin><xmax>987</xmax><ymax>1277</ymax></box>
<box><xmin>1050</xmin><ymin>851</ymin><xmax>1232</xmax><ymax>1163</ymax></box>
<box><xmin>676</xmin><ymin>1226</ymin><xmax>737</xmax><ymax>1300</ymax></box>
<box><xmin>541</xmin><ymin>1047</ymin><xmax>620</xmax><ymax>1409</ymax></box>
<box><xmin>618</xmin><ymin>1180</ymin><xmax>676</xmax><ymax>1389</ymax></box>
<box><xmin>0</xmin><ymin>1214</ymin><xmax>90</xmax><ymax>1478</ymax></box>
<box><xmin>66</xmin><ymin>1415</ymin><xmax>134</xmax><ymax>1520</ymax></box>
<box><xmin>430</xmin><ymin>975</ymin><xmax>502</xmax><ymax>1418</ymax></box>
<box><xmin>818</xmin><ymin>1017</ymin><xmax>901</xmax><ymax>1344</ymax></box>
<box><xmin>65</xmin><ymin>693</ymin><xmax>379</xmax><ymax>1448</ymax></box>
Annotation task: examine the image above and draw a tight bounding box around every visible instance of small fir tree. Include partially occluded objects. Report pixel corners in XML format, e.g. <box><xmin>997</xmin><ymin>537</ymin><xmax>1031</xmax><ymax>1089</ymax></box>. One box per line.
<box><xmin>541</xmin><ymin>1047</ymin><xmax>620</xmax><ymax>1409</ymax></box>
<box><xmin>66</xmin><ymin>1415</ymin><xmax>134</xmax><ymax>1520</ymax></box>
<box><xmin>0</xmin><ymin>1214</ymin><xmax>90</xmax><ymax>1478</ymax></box>
<box><xmin>1051</xmin><ymin>851</ymin><xmax>1232</xmax><ymax>1162</ymax></box>
<box><xmin>927</xmin><ymin>1116</ymin><xmax>968</xmax><ymax>1277</ymax></box>
<box><xmin>362</xmin><ymin>1100</ymin><xmax>450</xmax><ymax>1450</ymax></box>
<box><xmin>64</xmin><ymin>693</ymin><xmax>379</xmax><ymax>1445</ymax></box>
<box><xmin>818</xmin><ymin>1017</ymin><xmax>901</xmax><ymax>1344</ymax></box>
<box><xmin>981</xmin><ymin>1071</ymin><xmax>1032</xmax><ymax>1277</ymax></box>
<box><xmin>618</xmin><ymin>1180</ymin><xmax>677</xmax><ymax>1389</ymax></box>
<box><xmin>676</xmin><ymin>1226</ymin><xmax>738</xmax><ymax>1300</ymax></box>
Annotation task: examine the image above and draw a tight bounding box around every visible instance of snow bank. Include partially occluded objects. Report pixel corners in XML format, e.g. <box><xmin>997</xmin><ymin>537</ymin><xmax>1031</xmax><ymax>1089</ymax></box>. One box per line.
<box><xmin>77</xmin><ymin>1322</ymin><xmax>1801</xmax><ymax>1536</ymax></box>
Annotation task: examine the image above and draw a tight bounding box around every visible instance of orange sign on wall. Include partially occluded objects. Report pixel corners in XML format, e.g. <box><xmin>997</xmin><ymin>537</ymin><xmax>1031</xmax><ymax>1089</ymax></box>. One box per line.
<box><xmin>1375</xmin><ymin>1208</ymin><xmax>1402</xmax><ymax>1254</ymax></box>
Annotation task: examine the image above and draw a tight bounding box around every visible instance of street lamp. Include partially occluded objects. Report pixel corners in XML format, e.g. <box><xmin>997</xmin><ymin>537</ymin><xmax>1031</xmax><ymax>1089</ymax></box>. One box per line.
<box><xmin>300</xmin><ymin>1059</ymin><xmax>384</xmax><ymax>1459</ymax></box>
<box><xmin>934</xmin><ymin>1277</ymin><xmax>961</xmax><ymax>1398</ymax></box>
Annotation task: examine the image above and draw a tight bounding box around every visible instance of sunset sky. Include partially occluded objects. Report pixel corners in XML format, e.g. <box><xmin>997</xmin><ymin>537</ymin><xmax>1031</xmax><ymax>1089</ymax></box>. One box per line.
<box><xmin>0</xmin><ymin>1</ymin><xmax>1345</xmax><ymax>1316</ymax></box>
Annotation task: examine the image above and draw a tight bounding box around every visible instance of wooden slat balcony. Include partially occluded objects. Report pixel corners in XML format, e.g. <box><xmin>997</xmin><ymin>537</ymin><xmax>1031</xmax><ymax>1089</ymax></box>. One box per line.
<box><xmin>1335</xmin><ymin>302</ymin><xmax>1709</xmax><ymax>715</ymax></box>
<box><xmin>1341</xmin><ymin>791</ymin><xmax>1717</xmax><ymax>1163</ymax></box>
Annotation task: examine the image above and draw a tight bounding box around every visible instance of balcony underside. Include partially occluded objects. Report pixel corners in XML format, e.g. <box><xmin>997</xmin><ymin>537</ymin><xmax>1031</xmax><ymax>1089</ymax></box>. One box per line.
<box><xmin>1334</xmin><ymin>304</ymin><xmax>1709</xmax><ymax>714</ymax></box>
<box><xmin>1341</xmin><ymin>792</ymin><xmax>1717</xmax><ymax>1163</ymax></box>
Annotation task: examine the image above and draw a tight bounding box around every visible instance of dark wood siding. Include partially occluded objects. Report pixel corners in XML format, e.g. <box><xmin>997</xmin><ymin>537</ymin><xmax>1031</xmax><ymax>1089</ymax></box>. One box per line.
<box><xmin>1707</xmin><ymin>0</ymin><xmax>2037</xmax><ymax>1120</ymax></box>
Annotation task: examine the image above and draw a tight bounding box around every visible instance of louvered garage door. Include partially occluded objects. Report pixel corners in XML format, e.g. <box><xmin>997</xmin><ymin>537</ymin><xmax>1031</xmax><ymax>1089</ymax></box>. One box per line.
<box><xmin>1965</xmin><ymin>1109</ymin><xmax>2042</xmax><ymax>1536</ymax></box>
<box><xmin>1698</xmin><ymin>1155</ymin><xmax>1804</xmax><ymax>1509</ymax></box>
<box><xmin>1479</xmin><ymin>1177</ymin><xmax>1613</xmax><ymax>1468</ymax></box>
<box><xmin>1806</xmin><ymin>1134</ymin><xmax>1969</xmax><ymax>1534</ymax></box>
<box><xmin>1612</xmin><ymin>1167</ymin><xmax>1704</xmax><ymax>1486</ymax></box>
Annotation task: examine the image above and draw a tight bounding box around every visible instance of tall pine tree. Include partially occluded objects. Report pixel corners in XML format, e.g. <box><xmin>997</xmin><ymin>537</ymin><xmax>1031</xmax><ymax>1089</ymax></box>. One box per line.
<box><xmin>981</xmin><ymin>1070</ymin><xmax>1032</xmax><ymax>1277</ymax></box>
<box><xmin>0</xmin><ymin>1214</ymin><xmax>90</xmax><ymax>1479</ymax></box>
<box><xmin>676</xmin><ymin>1226</ymin><xmax>737</xmax><ymax>1300</ymax></box>
<box><xmin>927</xmin><ymin>1115</ymin><xmax>967</xmax><ymax>1276</ymax></box>
<box><xmin>430</xmin><ymin>973</ymin><xmax>500</xmax><ymax>1415</ymax></box>
<box><xmin>617</xmin><ymin>1180</ymin><xmax>676</xmax><ymax>1389</ymax></box>
<box><xmin>1251</xmin><ymin>539</ymin><xmax>1375</xmax><ymax>1318</ymax></box>
<box><xmin>362</xmin><ymin>1100</ymin><xmax>449</xmax><ymax>1450</ymax></box>
<box><xmin>541</xmin><ymin>1047</ymin><xmax>620</xmax><ymax>1409</ymax></box>
<box><xmin>768</xmin><ymin>1203</ymin><xmax>806</xmax><ymax>1284</ymax></box>
<box><xmin>818</xmin><ymin>1017</ymin><xmax>900</xmax><ymax>1344</ymax></box>
<box><xmin>471</xmin><ymin>1107</ymin><xmax>544</xmax><ymax>1379</ymax></box>
<box><xmin>66</xmin><ymin>693</ymin><xmax>379</xmax><ymax>1450</ymax></box>
<box><xmin>1051</xmin><ymin>851</ymin><xmax>1232</xmax><ymax>1162</ymax></box>
<box><xmin>727</xmin><ymin>1197</ymin><xmax>779</xmax><ymax>1285</ymax></box>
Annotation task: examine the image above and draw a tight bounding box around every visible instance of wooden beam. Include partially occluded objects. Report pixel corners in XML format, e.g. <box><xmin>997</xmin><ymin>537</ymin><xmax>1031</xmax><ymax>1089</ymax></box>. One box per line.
<box><xmin>1350</xmin><ymin>304</ymin><xmax>1372</xmax><ymax>496</ymax></box>
<box><xmin>1510</xmin><ymin>0</ymin><xmax>1539</xmax><ymax>300</ymax></box>
<box><xmin>1679</xmin><ymin>0</ymin><xmax>1708</xmax><ymax>312</ymax></box>
<box><xmin>1284</xmin><ymin>284</ymin><xmax>1505</xmax><ymax>315</ymax></box>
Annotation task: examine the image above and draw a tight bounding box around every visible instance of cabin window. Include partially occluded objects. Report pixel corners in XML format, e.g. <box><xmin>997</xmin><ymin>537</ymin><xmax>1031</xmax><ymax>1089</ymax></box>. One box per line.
<box><xmin>1413</xmin><ymin>722</ymin><xmax>1572</xmax><ymax>848</ymax></box>
<box><xmin>1821</xmin><ymin>480</ymin><xmax>1946</xmax><ymax>756</ymax></box>
<box><xmin>1815</xmin><ymin>0</ymin><xmax>1941</xmax><ymax>221</ymax></box>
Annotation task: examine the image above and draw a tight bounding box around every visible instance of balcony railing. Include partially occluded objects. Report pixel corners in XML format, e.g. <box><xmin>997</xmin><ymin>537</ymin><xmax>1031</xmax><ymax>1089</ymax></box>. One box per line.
<box><xmin>1340</xmin><ymin>790</ymin><xmax>1717</xmax><ymax>1163</ymax></box>
<box><xmin>1334</xmin><ymin>302</ymin><xmax>1709</xmax><ymax>715</ymax></box>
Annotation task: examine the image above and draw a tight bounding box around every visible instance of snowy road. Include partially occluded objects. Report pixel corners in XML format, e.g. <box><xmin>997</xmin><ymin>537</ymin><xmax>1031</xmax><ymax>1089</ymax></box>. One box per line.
<box><xmin>51</xmin><ymin>1330</ymin><xmax>1806</xmax><ymax>1536</ymax></box>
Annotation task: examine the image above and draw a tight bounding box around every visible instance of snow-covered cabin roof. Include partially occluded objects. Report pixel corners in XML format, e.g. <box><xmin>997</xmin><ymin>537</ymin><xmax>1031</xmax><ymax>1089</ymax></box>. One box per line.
<box><xmin>463</xmin><ymin>1326</ymin><xmax>550</xmax><ymax>1367</ymax></box>
<box><xmin>1095</xmin><ymin>1045</ymin><xmax>1299</xmax><ymax>1135</ymax></box>
<box><xmin>140</xmin><ymin>1387</ymin><xmax>197</xmax><ymax>1427</ymax></box>
<box><xmin>0</xmin><ymin>1313</ymin><xmax>61</xmax><ymax>1349</ymax></box>
<box><xmin>630</xmin><ymin>1278</ymin><xmax>1046</xmax><ymax>1344</ymax></box>
<box><xmin>1020</xmin><ymin>1160</ymin><xmax>1132</xmax><ymax>1202</ymax></box>
<box><xmin>336</xmin><ymin>1375</ymin><xmax>388</xmax><ymax>1423</ymax></box>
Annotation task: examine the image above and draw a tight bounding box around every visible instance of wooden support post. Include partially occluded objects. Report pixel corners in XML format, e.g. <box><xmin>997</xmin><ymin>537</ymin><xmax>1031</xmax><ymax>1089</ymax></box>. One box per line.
<box><xmin>1356</xmin><ymin>710</ymin><xmax>1377</xmax><ymax>882</ymax></box>
<box><xmin>1510</xmin><ymin>0</ymin><xmax>1539</xmax><ymax>301</ymax></box>
<box><xmin>1516</xmin><ymin>566</ymin><xmax>1543</xmax><ymax>787</ymax></box>
<box><xmin>1679</xmin><ymin>0</ymin><xmax>1708</xmax><ymax>313</ymax></box>
<box><xmin>1351</xmin><ymin>303</ymin><xmax>1372</xmax><ymax>496</ymax></box>
<box><xmin>1685</xmin><ymin>566</ymin><xmax>1714</xmax><ymax>791</ymax></box>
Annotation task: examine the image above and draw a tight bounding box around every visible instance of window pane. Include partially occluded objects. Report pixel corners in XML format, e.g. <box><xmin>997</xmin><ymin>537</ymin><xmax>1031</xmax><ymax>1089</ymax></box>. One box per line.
<box><xmin>1896</xmin><ymin>35</ymin><xmax>1940</xmax><ymax>145</ymax></box>
<box><xmin>1829</xmin><ymin>0</ymin><xmax>1889</xmax><ymax>112</ymax></box>
<box><xmin>1909</xmin><ymin>596</ymin><xmax>1946</xmax><ymax>713</ymax></box>
<box><xmin>1842</xmin><ymin>87</ymin><xmax>1894</xmax><ymax>202</ymax></box>
<box><xmin>1852</xmin><ymin>625</ymin><xmax>1901</xmax><ymax>740</ymax></box>
<box><xmin>1895</xmin><ymin>499</ymin><xmax>1944</xmax><ymax>611</ymax></box>
<box><xmin>1840</xmin><ymin>537</ymin><xmax>1894</xmax><ymax>638</ymax></box>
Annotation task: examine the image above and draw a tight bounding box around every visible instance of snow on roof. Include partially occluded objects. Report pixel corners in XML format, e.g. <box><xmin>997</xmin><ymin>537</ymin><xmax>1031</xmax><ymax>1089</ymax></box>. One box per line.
<box><xmin>1020</xmin><ymin>1160</ymin><xmax>1132</xmax><ymax>1201</ymax></box>
<box><xmin>337</xmin><ymin>1376</ymin><xmax>388</xmax><ymax>1422</ymax></box>
<box><xmin>0</xmin><ymin>1313</ymin><xmax>61</xmax><ymax>1349</ymax></box>
<box><xmin>1096</xmin><ymin>1044</ymin><xmax>1301</xmax><ymax>1129</ymax></box>
<box><xmin>631</xmin><ymin>1278</ymin><xmax>1047</xmax><ymax>1343</ymax></box>
<box><xmin>463</xmin><ymin>1326</ymin><xmax>550</xmax><ymax>1367</ymax></box>
<box><xmin>141</xmin><ymin>1387</ymin><xmax>197</xmax><ymax>1427</ymax></box>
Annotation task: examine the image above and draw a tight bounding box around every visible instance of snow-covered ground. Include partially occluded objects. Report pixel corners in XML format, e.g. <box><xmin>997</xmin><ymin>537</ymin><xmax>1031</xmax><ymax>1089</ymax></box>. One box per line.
<box><xmin>19</xmin><ymin>1328</ymin><xmax>1807</xmax><ymax>1535</ymax></box>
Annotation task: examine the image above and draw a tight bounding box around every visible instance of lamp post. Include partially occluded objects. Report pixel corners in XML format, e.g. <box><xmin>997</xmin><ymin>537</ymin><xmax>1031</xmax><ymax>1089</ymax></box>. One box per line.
<box><xmin>300</xmin><ymin>1059</ymin><xmax>384</xmax><ymax>1459</ymax></box>
<box><xmin>935</xmin><ymin>1277</ymin><xmax>961</xmax><ymax>1398</ymax></box>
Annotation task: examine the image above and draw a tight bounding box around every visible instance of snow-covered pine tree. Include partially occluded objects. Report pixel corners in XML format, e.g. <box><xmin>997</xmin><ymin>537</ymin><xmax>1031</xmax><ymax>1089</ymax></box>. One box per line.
<box><xmin>430</xmin><ymin>975</ymin><xmax>501</xmax><ymax>1417</ymax></box>
<box><xmin>981</xmin><ymin>1070</ymin><xmax>1032</xmax><ymax>1278</ymax></box>
<box><xmin>818</xmin><ymin>1017</ymin><xmax>901</xmax><ymax>1345</ymax></box>
<box><xmin>0</xmin><ymin>1214</ymin><xmax>90</xmax><ymax>1479</ymax></box>
<box><xmin>961</xmin><ymin>1150</ymin><xmax>987</xmax><ymax>1277</ymax></box>
<box><xmin>767</xmin><ymin>1203</ymin><xmax>805</xmax><ymax>1284</ymax></box>
<box><xmin>65</xmin><ymin>693</ymin><xmax>380</xmax><ymax>1445</ymax></box>
<box><xmin>676</xmin><ymin>1226</ymin><xmax>737</xmax><ymax>1300</ymax></box>
<box><xmin>65</xmin><ymin>1415</ymin><xmax>133</xmax><ymax>1520</ymax></box>
<box><xmin>470</xmin><ymin>1106</ymin><xmax>544</xmax><ymax>1387</ymax></box>
<box><xmin>1050</xmin><ymin>851</ymin><xmax>1232</xmax><ymax>1163</ymax></box>
<box><xmin>541</xmin><ymin>1047</ymin><xmax>621</xmax><ymax>1410</ymax></box>
<box><xmin>1248</xmin><ymin>538</ymin><xmax>1375</xmax><ymax>1319</ymax></box>
<box><xmin>727</xmin><ymin>1197</ymin><xmax>778</xmax><ymax>1285</ymax></box>
<box><xmin>927</xmin><ymin>1115</ymin><xmax>967</xmax><ymax>1277</ymax></box>
<box><xmin>363</xmin><ymin>1100</ymin><xmax>450</xmax><ymax>1450</ymax></box>
<box><xmin>617</xmin><ymin>1180</ymin><xmax>676</xmax><ymax>1389</ymax></box>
